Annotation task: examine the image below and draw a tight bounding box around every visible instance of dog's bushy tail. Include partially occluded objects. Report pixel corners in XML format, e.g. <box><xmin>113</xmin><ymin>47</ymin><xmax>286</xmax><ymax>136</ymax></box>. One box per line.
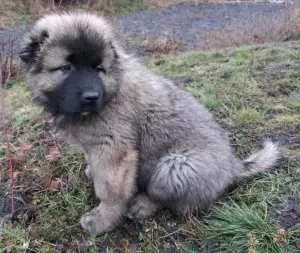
<box><xmin>240</xmin><ymin>140</ymin><xmax>283</xmax><ymax>178</ymax></box>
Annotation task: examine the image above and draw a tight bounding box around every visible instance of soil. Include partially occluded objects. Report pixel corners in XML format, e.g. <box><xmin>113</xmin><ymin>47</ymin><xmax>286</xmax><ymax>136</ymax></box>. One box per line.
<box><xmin>270</xmin><ymin>197</ymin><xmax>300</xmax><ymax>230</ymax></box>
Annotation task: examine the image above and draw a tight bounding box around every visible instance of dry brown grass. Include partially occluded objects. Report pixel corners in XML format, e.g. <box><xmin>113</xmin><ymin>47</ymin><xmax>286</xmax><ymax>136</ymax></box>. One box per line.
<box><xmin>278</xmin><ymin>5</ymin><xmax>300</xmax><ymax>41</ymax></box>
<box><xmin>199</xmin><ymin>4</ymin><xmax>300</xmax><ymax>50</ymax></box>
<box><xmin>0</xmin><ymin>38</ymin><xmax>21</xmax><ymax>88</ymax></box>
<box><xmin>140</xmin><ymin>36</ymin><xmax>184</xmax><ymax>56</ymax></box>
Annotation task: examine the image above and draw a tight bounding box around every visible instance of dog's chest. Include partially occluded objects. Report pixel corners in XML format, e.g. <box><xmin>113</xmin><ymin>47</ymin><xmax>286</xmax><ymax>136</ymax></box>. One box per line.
<box><xmin>59</xmin><ymin>121</ymin><xmax>112</xmax><ymax>150</ymax></box>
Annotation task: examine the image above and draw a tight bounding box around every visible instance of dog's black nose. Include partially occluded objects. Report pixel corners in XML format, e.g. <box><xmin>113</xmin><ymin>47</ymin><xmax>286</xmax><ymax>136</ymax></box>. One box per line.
<box><xmin>82</xmin><ymin>92</ymin><xmax>99</xmax><ymax>102</ymax></box>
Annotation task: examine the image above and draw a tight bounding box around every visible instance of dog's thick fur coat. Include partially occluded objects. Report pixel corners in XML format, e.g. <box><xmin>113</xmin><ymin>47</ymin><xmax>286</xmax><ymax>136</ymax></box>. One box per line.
<box><xmin>20</xmin><ymin>12</ymin><xmax>282</xmax><ymax>235</ymax></box>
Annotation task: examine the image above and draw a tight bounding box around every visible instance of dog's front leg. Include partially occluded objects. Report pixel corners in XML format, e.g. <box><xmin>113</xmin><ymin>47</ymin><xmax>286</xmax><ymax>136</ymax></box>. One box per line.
<box><xmin>80</xmin><ymin>149</ymin><xmax>138</xmax><ymax>235</ymax></box>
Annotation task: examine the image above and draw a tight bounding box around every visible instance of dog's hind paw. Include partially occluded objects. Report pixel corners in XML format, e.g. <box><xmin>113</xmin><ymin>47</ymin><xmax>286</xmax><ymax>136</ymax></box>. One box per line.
<box><xmin>126</xmin><ymin>194</ymin><xmax>161</xmax><ymax>220</ymax></box>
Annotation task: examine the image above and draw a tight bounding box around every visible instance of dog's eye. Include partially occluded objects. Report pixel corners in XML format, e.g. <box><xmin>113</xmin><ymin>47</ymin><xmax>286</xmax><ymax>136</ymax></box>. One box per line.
<box><xmin>94</xmin><ymin>66</ymin><xmax>106</xmax><ymax>74</ymax></box>
<box><xmin>58</xmin><ymin>65</ymin><xmax>72</xmax><ymax>71</ymax></box>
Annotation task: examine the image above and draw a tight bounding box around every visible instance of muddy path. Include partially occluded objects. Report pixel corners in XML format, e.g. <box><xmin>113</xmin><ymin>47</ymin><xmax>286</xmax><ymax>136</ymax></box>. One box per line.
<box><xmin>0</xmin><ymin>1</ymin><xmax>292</xmax><ymax>58</ymax></box>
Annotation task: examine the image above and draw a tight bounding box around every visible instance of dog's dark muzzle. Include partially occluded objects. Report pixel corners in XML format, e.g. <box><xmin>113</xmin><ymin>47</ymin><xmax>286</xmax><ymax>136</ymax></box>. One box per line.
<box><xmin>44</xmin><ymin>68</ymin><xmax>106</xmax><ymax>116</ymax></box>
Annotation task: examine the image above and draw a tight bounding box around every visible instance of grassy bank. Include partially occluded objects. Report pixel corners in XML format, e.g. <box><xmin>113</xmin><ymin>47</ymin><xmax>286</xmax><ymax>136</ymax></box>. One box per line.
<box><xmin>1</xmin><ymin>41</ymin><xmax>300</xmax><ymax>252</ymax></box>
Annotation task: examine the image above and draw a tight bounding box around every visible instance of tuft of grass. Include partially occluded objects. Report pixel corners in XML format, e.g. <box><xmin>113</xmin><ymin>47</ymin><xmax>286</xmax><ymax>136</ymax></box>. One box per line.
<box><xmin>199</xmin><ymin>94</ymin><xmax>223</xmax><ymax>112</ymax></box>
<box><xmin>140</xmin><ymin>36</ymin><xmax>184</xmax><ymax>56</ymax></box>
<box><xmin>288</xmin><ymin>96</ymin><xmax>300</xmax><ymax>112</ymax></box>
<box><xmin>0</xmin><ymin>223</ymin><xmax>31</xmax><ymax>251</ymax></box>
<box><xmin>272</xmin><ymin>114</ymin><xmax>300</xmax><ymax>134</ymax></box>
<box><xmin>204</xmin><ymin>202</ymin><xmax>289</xmax><ymax>253</ymax></box>
<box><xmin>234</xmin><ymin>108</ymin><xmax>261</xmax><ymax>128</ymax></box>
<box><xmin>3</xmin><ymin>80</ymin><xmax>42</xmax><ymax>122</ymax></box>
<box><xmin>115</xmin><ymin>0</ymin><xmax>148</xmax><ymax>14</ymax></box>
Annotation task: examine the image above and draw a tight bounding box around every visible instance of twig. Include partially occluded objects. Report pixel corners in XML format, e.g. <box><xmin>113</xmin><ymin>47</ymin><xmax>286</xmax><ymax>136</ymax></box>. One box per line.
<box><xmin>160</xmin><ymin>229</ymin><xmax>182</xmax><ymax>239</ymax></box>
<box><xmin>0</xmin><ymin>36</ymin><xmax>15</xmax><ymax>215</ymax></box>
<box><xmin>0</xmin><ymin>88</ymin><xmax>15</xmax><ymax>215</ymax></box>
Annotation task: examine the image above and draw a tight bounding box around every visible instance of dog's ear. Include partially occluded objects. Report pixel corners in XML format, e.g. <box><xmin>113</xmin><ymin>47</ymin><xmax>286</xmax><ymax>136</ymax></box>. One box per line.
<box><xmin>19</xmin><ymin>30</ymin><xmax>49</xmax><ymax>64</ymax></box>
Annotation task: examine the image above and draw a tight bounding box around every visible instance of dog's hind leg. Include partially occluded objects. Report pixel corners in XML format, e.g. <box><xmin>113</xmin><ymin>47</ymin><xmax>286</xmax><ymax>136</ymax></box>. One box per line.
<box><xmin>128</xmin><ymin>152</ymin><xmax>231</xmax><ymax>220</ymax></box>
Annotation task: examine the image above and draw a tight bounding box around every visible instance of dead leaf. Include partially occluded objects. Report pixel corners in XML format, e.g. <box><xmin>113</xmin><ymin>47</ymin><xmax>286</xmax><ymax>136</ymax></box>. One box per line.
<box><xmin>46</xmin><ymin>179</ymin><xmax>65</xmax><ymax>191</ymax></box>
<box><xmin>274</xmin><ymin>228</ymin><xmax>288</xmax><ymax>244</ymax></box>
<box><xmin>20</xmin><ymin>144</ymin><xmax>33</xmax><ymax>154</ymax></box>
<box><xmin>9</xmin><ymin>171</ymin><xmax>22</xmax><ymax>185</ymax></box>
<box><xmin>248</xmin><ymin>233</ymin><xmax>258</xmax><ymax>253</ymax></box>
<box><xmin>30</xmin><ymin>116</ymin><xmax>42</xmax><ymax>125</ymax></box>
<box><xmin>45</xmin><ymin>146</ymin><xmax>61</xmax><ymax>162</ymax></box>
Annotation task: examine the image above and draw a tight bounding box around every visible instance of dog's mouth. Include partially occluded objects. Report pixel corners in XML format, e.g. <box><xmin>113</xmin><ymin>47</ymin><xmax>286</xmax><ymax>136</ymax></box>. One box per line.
<box><xmin>80</xmin><ymin>102</ymin><xmax>100</xmax><ymax>116</ymax></box>
<box><xmin>81</xmin><ymin>111</ymin><xmax>94</xmax><ymax>116</ymax></box>
<box><xmin>81</xmin><ymin>111</ymin><xmax>91</xmax><ymax>116</ymax></box>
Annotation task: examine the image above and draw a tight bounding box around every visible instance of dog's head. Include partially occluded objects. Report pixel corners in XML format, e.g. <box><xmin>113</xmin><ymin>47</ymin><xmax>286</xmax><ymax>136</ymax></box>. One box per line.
<box><xmin>20</xmin><ymin>12</ymin><xmax>122</xmax><ymax>117</ymax></box>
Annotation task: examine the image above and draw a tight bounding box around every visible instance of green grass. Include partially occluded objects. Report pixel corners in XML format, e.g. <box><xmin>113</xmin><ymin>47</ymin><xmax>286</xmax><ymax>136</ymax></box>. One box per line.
<box><xmin>115</xmin><ymin>0</ymin><xmax>149</xmax><ymax>14</ymax></box>
<box><xmin>1</xmin><ymin>41</ymin><xmax>300</xmax><ymax>252</ymax></box>
<box><xmin>204</xmin><ymin>201</ymin><xmax>288</xmax><ymax>253</ymax></box>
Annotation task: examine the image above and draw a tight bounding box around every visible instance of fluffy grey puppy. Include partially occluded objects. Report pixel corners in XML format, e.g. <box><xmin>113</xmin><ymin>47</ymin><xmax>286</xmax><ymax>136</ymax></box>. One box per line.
<box><xmin>19</xmin><ymin>12</ymin><xmax>282</xmax><ymax>235</ymax></box>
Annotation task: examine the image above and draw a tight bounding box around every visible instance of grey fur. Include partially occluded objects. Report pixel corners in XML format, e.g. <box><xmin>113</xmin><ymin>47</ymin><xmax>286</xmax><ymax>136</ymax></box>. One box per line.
<box><xmin>20</xmin><ymin>12</ymin><xmax>282</xmax><ymax>235</ymax></box>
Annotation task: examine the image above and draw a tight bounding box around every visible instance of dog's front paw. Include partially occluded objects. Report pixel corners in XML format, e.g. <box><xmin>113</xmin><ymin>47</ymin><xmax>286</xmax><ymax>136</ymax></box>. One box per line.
<box><xmin>80</xmin><ymin>208</ymin><xmax>109</xmax><ymax>235</ymax></box>
<box><xmin>80</xmin><ymin>205</ymin><xmax>121</xmax><ymax>235</ymax></box>
<box><xmin>80</xmin><ymin>210</ymin><xmax>100</xmax><ymax>235</ymax></box>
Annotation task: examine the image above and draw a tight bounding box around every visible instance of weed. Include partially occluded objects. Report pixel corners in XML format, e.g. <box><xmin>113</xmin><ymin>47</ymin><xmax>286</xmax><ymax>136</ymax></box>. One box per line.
<box><xmin>234</xmin><ymin>108</ymin><xmax>261</xmax><ymax>128</ymax></box>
